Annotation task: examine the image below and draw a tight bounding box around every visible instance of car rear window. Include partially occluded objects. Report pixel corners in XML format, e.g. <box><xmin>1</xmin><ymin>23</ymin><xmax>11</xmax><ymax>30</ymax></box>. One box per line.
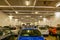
<box><xmin>20</xmin><ymin>29</ymin><xmax>41</xmax><ymax>36</ymax></box>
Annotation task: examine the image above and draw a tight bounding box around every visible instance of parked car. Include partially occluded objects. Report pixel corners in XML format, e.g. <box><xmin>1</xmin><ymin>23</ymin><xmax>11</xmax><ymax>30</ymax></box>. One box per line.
<box><xmin>39</xmin><ymin>27</ymin><xmax>49</xmax><ymax>35</ymax></box>
<box><xmin>49</xmin><ymin>27</ymin><xmax>57</xmax><ymax>35</ymax></box>
<box><xmin>10</xmin><ymin>27</ymin><xmax>19</xmax><ymax>36</ymax></box>
<box><xmin>56</xmin><ymin>27</ymin><xmax>60</xmax><ymax>36</ymax></box>
<box><xmin>18</xmin><ymin>28</ymin><xmax>45</xmax><ymax>40</ymax></box>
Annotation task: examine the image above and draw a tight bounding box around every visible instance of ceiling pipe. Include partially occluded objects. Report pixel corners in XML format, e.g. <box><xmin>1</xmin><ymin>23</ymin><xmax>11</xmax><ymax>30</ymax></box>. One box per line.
<box><xmin>1</xmin><ymin>10</ymin><xmax>57</xmax><ymax>12</ymax></box>
<box><xmin>0</xmin><ymin>6</ymin><xmax>56</xmax><ymax>8</ymax></box>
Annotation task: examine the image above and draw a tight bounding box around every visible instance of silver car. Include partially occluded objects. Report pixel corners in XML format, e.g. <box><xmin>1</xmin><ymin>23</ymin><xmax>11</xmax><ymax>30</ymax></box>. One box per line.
<box><xmin>39</xmin><ymin>27</ymin><xmax>49</xmax><ymax>35</ymax></box>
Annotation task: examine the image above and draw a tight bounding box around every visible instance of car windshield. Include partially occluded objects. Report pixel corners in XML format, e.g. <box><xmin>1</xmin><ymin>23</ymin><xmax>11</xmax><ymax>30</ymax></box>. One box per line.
<box><xmin>20</xmin><ymin>29</ymin><xmax>41</xmax><ymax>36</ymax></box>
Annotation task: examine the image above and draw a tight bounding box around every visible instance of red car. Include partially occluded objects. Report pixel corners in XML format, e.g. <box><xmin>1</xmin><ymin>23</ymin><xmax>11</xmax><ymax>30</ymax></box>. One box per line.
<box><xmin>49</xmin><ymin>27</ymin><xmax>57</xmax><ymax>35</ymax></box>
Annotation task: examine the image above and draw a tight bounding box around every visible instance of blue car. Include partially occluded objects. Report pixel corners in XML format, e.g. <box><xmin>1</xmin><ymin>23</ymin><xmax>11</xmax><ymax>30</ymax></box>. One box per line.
<box><xmin>18</xmin><ymin>28</ymin><xmax>45</xmax><ymax>40</ymax></box>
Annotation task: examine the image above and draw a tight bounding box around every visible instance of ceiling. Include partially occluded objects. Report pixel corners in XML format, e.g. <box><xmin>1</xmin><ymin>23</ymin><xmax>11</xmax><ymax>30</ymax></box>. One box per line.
<box><xmin>0</xmin><ymin>0</ymin><xmax>60</xmax><ymax>22</ymax></box>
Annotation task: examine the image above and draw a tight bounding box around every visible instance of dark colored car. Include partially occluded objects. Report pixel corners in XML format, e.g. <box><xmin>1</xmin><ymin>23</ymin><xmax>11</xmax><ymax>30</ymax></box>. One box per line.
<box><xmin>49</xmin><ymin>27</ymin><xmax>57</xmax><ymax>35</ymax></box>
<box><xmin>18</xmin><ymin>28</ymin><xmax>45</xmax><ymax>40</ymax></box>
<box><xmin>56</xmin><ymin>27</ymin><xmax>60</xmax><ymax>35</ymax></box>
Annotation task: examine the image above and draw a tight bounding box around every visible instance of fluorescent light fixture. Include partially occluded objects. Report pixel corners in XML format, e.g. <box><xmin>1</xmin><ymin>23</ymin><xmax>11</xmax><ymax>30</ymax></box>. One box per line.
<box><xmin>55</xmin><ymin>12</ymin><xmax>60</xmax><ymax>18</ymax></box>
<box><xmin>38</xmin><ymin>20</ymin><xmax>40</xmax><ymax>24</ymax></box>
<box><xmin>40</xmin><ymin>16</ymin><xmax>42</xmax><ymax>17</ymax></box>
<box><xmin>26</xmin><ymin>16</ymin><xmax>31</xmax><ymax>17</ymax></box>
<box><xmin>43</xmin><ymin>18</ymin><xmax>47</xmax><ymax>22</ymax></box>
<box><xmin>56</xmin><ymin>2</ymin><xmax>60</xmax><ymax>7</ymax></box>
<box><xmin>8</xmin><ymin>15</ymin><xmax>13</xmax><ymax>20</ymax></box>
<box><xmin>35</xmin><ymin>11</ymin><xmax>38</xmax><ymax>14</ymax></box>
<box><xmin>15</xmin><ymin>11</ymin><xmax>18</xmax><ymax>14</ymax></box>
<box><xmin>15</xmin><ymin>19</ymin><xmax>18</xmax><ymax>22</ymax></box>
<box><xmin>25</xmin><ymin>1</ymin><xmax>30</xmax><ymax>6</ymax></box>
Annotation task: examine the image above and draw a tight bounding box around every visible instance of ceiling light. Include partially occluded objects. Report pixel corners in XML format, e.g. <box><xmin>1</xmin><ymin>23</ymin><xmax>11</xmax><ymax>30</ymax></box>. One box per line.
<box><xmin>15</xmin><ymin>11</ymin><xmax>18</xmax><ymax>14</ymax></box>
<box><xmin>15</xmin><ymin>19</ymin><xmax>18</xmax><ymax>22</ymax></box>
<box><xmin>38</xmin><ymin>20</ymin><xmax>40</xmax><ymax>24</ymax></box>
<box><xmin>8</xmin><ymin>15</ymin><xmax>13</xmax><ymax>20</ymax></box>
<box><xmin>43</xmin><ymin>18</ymin><xmax>47</xmax><ymax>22</ymax></box>
<box><xmin>40</xmin><ymin>16</ymin><xmax>42</xmax><ymax>17</ymax></box>
<box><xmin>56</xmin><ymin>2</ymin><xmax>60</xmax><ymax>7</ymax></box>
<box><xmin>35</xmin><ymin>11</ymin><xmax>38</xmax><ymax>14</ymax></box>
<box><xmin>26</xmin><ymin>16</ymin><xmax>31</xmax><ymax>17</ymax></box>
<box><xmin>55</xmin><ymin>12</ymin><xmax>60</xmax><ymax>18</ymax></box>
<box><xmin>25</xmin><ymin>0</ymin><xmax>30</xmax><ymax>6</ymax></box>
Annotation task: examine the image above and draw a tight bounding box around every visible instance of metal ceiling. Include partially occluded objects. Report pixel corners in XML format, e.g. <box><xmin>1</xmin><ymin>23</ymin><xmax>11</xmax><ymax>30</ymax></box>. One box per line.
<box><xmin>0</xmin><ymin>0</ymin><xmax>60</xmax><ymax>22</ymax></box>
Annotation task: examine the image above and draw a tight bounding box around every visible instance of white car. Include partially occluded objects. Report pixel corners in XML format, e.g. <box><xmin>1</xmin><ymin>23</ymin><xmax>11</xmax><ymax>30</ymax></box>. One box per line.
<box><xmin>39</xmin><ymin>27</ymin><xmax>49</xmax><ymax>35</ymax></box>
<box><xmin>10</xmin><ymin>27</ymin><xmax>20</xmax><ymax>35</ymax></box>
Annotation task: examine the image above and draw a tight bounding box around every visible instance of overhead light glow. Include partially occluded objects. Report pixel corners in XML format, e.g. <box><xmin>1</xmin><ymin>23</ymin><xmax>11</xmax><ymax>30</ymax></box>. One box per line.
<box><xmin>43</xmin><ymin>18</ymin><xmax>47</xmax><ymax>22</ymax></box>
<box><xmin>35</xmin><ymin>11</ymin><xmax>38</xmax><ymax>14</ymax></box>
<box><xmin>39</xmin><ymin>21</ymin><xmax>40</xmax><ymax>23</ymax></box>
<box><xmin>40</xmin><ymin>16</ymin><xmax>42</xmax><ymax>17</ymax></box>
<box><xmin>25</xmin><ymin>1</ymin><xmax>30</xmax><ymax>6</ymax></box>
<box><xmin>38</xmin><ymin>20</ymin><xmax>40</xmax><ymax>24</ymax></box>
<box><xmin>55</xmin><ymin>12</ymin><xmax>60</xmax><ymax>18</ymax></box>
<box><xmin>8</xmin><ymin>15</ymin><xmax>13</xmax><ymax>20</ymax></box>
<box><xmin>56</xmin><ymin>2</ymin><xmax>60</xmax><ymax>7</ymax></box>
<box><xmin>26</xmin><ymin>16</ymin><xmax>31</xmax><ymax>17</ymax></box>
<box><xmin>15</xmin><ymin>11</ymin><xmax>18</xmax><ymax>14</ymax></box>
<box><xmin>15</xmin><ymin>19</ymin><xmax>18</xmax><ymax>22</ymax></box>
